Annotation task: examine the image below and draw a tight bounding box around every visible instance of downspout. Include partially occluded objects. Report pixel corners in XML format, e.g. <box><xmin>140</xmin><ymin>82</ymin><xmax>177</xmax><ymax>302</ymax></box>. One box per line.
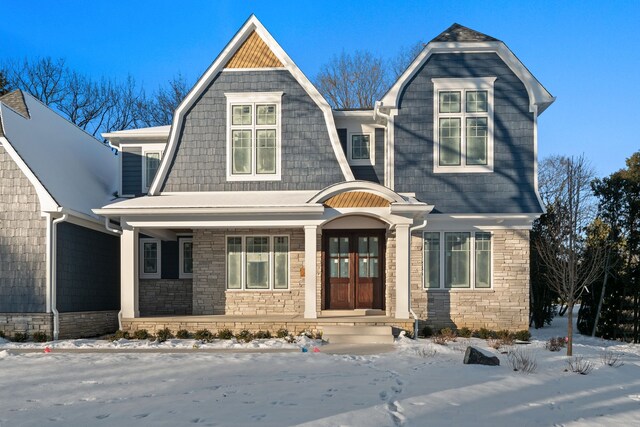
<box><xmin>103</xmin><ymin>217</ymin><xmax>124</xmax><ymax>329</ymax></box>
<box><xmin>51</xmin><ymin>213</ymin><xmax>68</xmax><ymax>340</ymax></box>
<box><xmin>409</xmin><ymin>219</ymin><xmax>428</xmax><ymax>339</ymax></box>
<box><xmin>373</xmin><ymin>101</ymin><xmax>395</xmax><ymax>190</ymax></box>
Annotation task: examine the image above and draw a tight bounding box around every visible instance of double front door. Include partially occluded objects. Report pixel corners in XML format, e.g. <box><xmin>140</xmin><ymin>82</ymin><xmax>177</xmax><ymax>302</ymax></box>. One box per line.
<box><xmin>324</xmin><ymin>230</ymin><xmax>385</xmax><ymax>310</ymax></box>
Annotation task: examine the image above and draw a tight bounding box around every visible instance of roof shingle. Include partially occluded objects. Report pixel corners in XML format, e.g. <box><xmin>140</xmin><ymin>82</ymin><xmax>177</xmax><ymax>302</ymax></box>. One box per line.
<box><xmin>431</xmin><ymin>23</ymin><xmax>499</xmax><ymax>43</ymax></box>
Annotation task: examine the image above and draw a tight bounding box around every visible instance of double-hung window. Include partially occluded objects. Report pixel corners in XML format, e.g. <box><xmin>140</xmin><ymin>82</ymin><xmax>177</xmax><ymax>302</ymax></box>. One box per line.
<box><xmin>139</xmin><ymin>238</ymin><xmax>161</xmax><ymax>279</ymax></box>
<box><xmin>226</xmin><ymin>92</ymin><xmax>283</xmax><ymax>181</ymax></box>
<box><xmin>432</xmin><ymin>77</ymin><xmax>495</xmax><ymax>173</ymax></box>
<box><xmin>179</xmin><ymin>238</ymin><xmax>193</xmax><ymax>279</ymax></box>
<box><xmin>423</xmin><ymin>231</ymin><xmax>492</xmax><ymax>289</ymax></box>
<box><xmin>226</xmin><ymin>235</ymin><xmax>289</xmax><ymax>290</ymax></box>
<box><xmin>141</xmin><ymin>147</ymin><xmax>164</xmax><ymax>192</ymax></box>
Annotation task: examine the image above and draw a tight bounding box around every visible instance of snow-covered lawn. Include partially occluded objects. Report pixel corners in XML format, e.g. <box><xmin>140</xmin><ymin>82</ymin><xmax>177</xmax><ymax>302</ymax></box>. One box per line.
<box><xmin>1</xmin><ymin>316</ymin><xmax>640</xmax><ymax>427</ymax></box>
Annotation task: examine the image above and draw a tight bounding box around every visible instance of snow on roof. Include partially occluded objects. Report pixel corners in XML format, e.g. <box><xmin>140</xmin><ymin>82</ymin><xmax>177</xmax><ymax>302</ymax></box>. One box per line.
<box><xmin>102</xmin><ymin>125</ymin><xmax>171</xmax><ymax>146</ymax></box>
<box><xmin>0</xmin><ymin>92</ymin><xmax>118</xmax><ymax>219</ymax></box>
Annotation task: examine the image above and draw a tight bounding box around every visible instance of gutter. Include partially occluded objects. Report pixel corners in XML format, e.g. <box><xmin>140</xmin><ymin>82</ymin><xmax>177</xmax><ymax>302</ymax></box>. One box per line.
<box><xmin>50</xmin><ymin>213</ymin><xmax>68</xmax><ymax>340</ymax></box>
<box><xmin>408</xmin><ymin>219</ymin><xmax>428</xmax><ymax>339</ymax></box>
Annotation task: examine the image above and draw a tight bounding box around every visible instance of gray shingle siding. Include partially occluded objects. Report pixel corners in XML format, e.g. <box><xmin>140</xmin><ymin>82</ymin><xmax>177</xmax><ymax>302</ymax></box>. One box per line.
<box><xmin>0</xmin><ymin>145</ymin><xmax>48</xmax><ymax>312</ymax></box>
<box><xmin>161</xmin><ymin>70</ymin><xmax>344</xmax><ymax>192</ymax></box>
<box><xmin>122</xmin><ymin>147</ymin><xmax>142</xmax><ymax>196</ymax></box>
<box><xmin>337</xmin><ymin>127</ymin><xmax>385</xmax><ymax>184</ymax></box>
<box><xmin>394</xmin><ymin>52</ymin><xmax>541</xmax><ymax>214</ymax></box>
<box><xmin>56</xmin><ymin>222</ymin><xmax>120</xmax><ymax>313</ymax></box>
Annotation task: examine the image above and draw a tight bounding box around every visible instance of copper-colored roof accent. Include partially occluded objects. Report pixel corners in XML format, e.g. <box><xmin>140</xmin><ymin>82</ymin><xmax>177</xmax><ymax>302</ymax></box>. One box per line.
<box><xmin>225</xmin><ymin>31</ymin><xmax>284</xmax><ymax>69</ymax></box>
<box><xmin>324</xmin><ymin>191</ymin><xmax>391</xmax><ymax>208</ymax></box>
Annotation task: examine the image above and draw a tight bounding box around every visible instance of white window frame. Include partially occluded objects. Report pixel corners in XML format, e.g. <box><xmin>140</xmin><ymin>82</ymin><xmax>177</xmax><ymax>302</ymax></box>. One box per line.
<box><xmin>139</xmin><ymin>238</ymin><xmax>161</xmax><ymax>279</ymax></box>
<box><xmin>432</xmin><ymin>77</ymin><xmax>496</xmax><ymax>173</ymax></box>
<box><xmin>179</xmin><ymin>237</ymin><xmax>193</xmax><ymax>279</ymax></box>
<box><xmin>347</xmin><ymin>131</ymin><xmax>375</xmax><ymax>166</ymax></box>
<box><xmin>225</xmin><ymin>234</ymin><xmax>290</xmax><ymax>291</ymax></box>
<box><xmin>225</xmin><ymin>92</ymin><xmax>283</xmax><ymax>181</ymax></box>
<box><xmin>422</xmin><ymin>231</ymin><xmax>493</xmax><ymax>290</ymax></box>
<box><xmin>141</xmin><ymin>144</ymin><xmax>165</xmax><ymax>192</ymax></box>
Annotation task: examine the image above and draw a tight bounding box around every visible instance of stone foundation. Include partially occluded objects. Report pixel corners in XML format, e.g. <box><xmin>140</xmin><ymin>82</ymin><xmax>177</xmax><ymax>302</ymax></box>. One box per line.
<box><xmin>0</xmin><ymin>313</ymin><xmax>52</xmax><ymax>337</ymax></box>
<box><xmin>410</xmin><ymin>229</ymin><xmax>530</xmax><ymax>331</ymax></box>
<box><xmin>140</xmin><ymin>279</ymin><xmax>193</xmax><ymax>316</ymax></box>
<box><xmin>58</xmin><ymin>311</ymin><xmax>119</xmax><ymax>339</ymax></box>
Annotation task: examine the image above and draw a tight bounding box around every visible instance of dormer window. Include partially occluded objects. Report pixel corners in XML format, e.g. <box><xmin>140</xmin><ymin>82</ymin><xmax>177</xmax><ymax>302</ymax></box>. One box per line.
<box><xmin>226</xmin><ymin>92</ymin><xmax>283</xmax><ymax>181</ymax></box>
<box><xmin>347</xmin><ymin>132</ymin><xmax>375</xmax><ymax>166</ymax></box>
<box><xmin>432</xmin><ymin>77</ymin><xmax>496</xmax><ymax>173</ymax></box>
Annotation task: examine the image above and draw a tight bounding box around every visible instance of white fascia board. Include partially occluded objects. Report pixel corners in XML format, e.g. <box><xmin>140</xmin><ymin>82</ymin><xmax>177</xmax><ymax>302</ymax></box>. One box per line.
<box><xmin>381</xmin><ymin>41</ymin><xmax>555</xmax><ymax>114</ymax></box>
<box><xmin>93</xmin><ymin>205</ymin><xmax>324</xmax><ymax>216</ymax></box>
<box><xmin>426</xmin><ymin>213</ymin><xmax>541</xmax><ymax>230</ymax></box>
<box><xmin>123</xmin><ymin>218</ymin><xmax>326</xmax><ymax>229</ymax></box>
<box><xmin>389</xmin><ymin>203</ymin><xmax>434</xmax><ymax>215</ymax></box>
<box><xmin>149</xmin><ymin>15</ymin><xmax>353</xmax><ymax>196</ymax></box>
<box><xmin>332</xmin><ymin>110</ymin><xmax>375</xmax><ymax>118</ymax></box>
<box><xmin>0</xmin><ymin>136</ymin><xmax>59</xmax><ymax>212</ymax></box>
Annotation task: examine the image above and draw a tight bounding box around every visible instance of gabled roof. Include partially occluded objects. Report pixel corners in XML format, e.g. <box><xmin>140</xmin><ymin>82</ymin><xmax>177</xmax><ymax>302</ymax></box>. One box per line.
<box><xmin>148</xmin><ymin>14</ymin><xmax>354</xmax><ymax>195</ymax></box>
<box><xmin>381</xmin><ymin>24</ymin><xmax>555</xmax><ymax>114</ymax></box>
<box><xmin>0</xmin><ymin>91</ymin><xmax>118</xmax><ymax>219</ymax></box>
<box><xmin>431</xmin><ymin>23</ymin><xmax>499</xmax><ymax>43</ymax></box>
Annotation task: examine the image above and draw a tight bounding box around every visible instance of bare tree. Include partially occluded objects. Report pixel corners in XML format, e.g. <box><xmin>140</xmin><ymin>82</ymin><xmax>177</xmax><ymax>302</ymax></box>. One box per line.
<box><xmin>0</xmin><ymin>69</ymin><xmax>9</xmax><ymax>96</ymax></box>
<box><xmin>535</xmin><ymin>155</ymin><xmax>605</xmax><ymax>355</ymax></box>
<box><xmin>4</xmin><ymin>57</ymin><xmax>67</xmax><ymax>105</ymax></box>
<box><xmin>145</xmin><ymin>73</ymin><xmax>189</xmax><ymax>126</ymax></box>
<box><xmin>390</xmin><ymin>41</ymin><xmax>424</xmax><ymax>80</ymax></box>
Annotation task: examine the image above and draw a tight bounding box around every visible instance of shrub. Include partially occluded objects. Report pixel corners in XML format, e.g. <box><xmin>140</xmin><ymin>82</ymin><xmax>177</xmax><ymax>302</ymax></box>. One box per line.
<box><xmin>545</xmin><ymin>337</ymin><xmax>565</xmax><ymax>352</ymax></box>
<box><xmin>133</xmin><ymin>329</ymin><xmax>152</xmax><ymax>340</ymax></box>
<box><xmin>474</xmin><ymin>328</ymin><xmax>496</xmax><ymax>339</ymax></box>
<box><xmin>156</xmin><ymin>328</ymin><xmax>174</xmax><ymax>343</ymax></box>
<box><xmin>421</xmin><ymin>325</ymin><xmax>434</xmax><ymax>338</ymax></box>
<box><xmin>432</xmin><ymin>335</ymin><xmax>448</xmax><ymax>345</ymax></box>
<box><xmin>32</xmin><ymin>331</ymin><xmax>48</xmax><ymax>343</ymax></box>
<box><xmin>314</xmin><ymin>331</ymin><xmax>323</xmax><ymax>340</ymax></box>
<box><xmin>194</xmin><ymin>329</ymin><xmax>215</xmax><ymax>342</ymax></box>
<box><xmin>488</xmin><ymin>338</ymin><xmax>502</xmax><ymax>350</ymax></box>
<box><xmin>439</xmin><ymin>327</ymin><xmax>457</xmax><ymax>341</ymax></box>
<box><xmin>114</xmin><ymin>330</ymin><xmax>130</xmax><ymax>340</ymax></box>
<box><xmin>567</xmin><ymin>356</ymin><xmax>593</xmax><ymax>375</ymax></box>
<box><xmin>13</xmin><ymin>332</ymin><xmax>28</xmax><ymax>342</ymax></box>
<box><xmin>507</xmin><ymin>347</ymin><xmax>537</xmax><ymax>374</ymax></box>
<box><xmin>0</xmin><ymin>330</ymin><xmax>5</xmax><ymax>339</ymax></box>
<box><xmin>254</xmin><ymin>330</ymin><xmax>272</xmax><ymax>339</ymax></box>
<box><xmin>514</xmin><ymin>330</ymin><xmax>531</xmax><ymax>341</ymax></box>
<box><xmin>415</xmin><ymin>347</ymin><xmax>437</xmax><ymax>358</ymax></box>
<box><xmin>217</xmin><ymin>328</ymin><xmax>234</xmax><ymax>340</ymax></box>
<box><xmin>457</xmin><ymin>327</ymin><xmax>472</xmax><ymax>338</ymax></box>
<box><xmin>276</xmin><ymin>328</ymin><xmax>289</xmax><ymax>338</ymax></box>
<box><xmin>600</xmin><ymin>350</ymin><xmax>624</xmax><ymax>368</ymax></box>
<box><xmin>176</xmin><ymin>329</ymin><xmax>191</xmax><ymax>339</ymax></box>
<box><xmin>235</xmin><ymin>329</ymin><xmax>253</xmax><ymax>342</ymax></box>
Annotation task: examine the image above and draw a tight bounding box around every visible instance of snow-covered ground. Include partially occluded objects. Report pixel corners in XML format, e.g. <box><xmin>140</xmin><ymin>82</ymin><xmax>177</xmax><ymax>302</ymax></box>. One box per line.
<box><xmin>1</xmin><ymin>315</ymin><xmax>640</xmax><ymax>427</ymax></box>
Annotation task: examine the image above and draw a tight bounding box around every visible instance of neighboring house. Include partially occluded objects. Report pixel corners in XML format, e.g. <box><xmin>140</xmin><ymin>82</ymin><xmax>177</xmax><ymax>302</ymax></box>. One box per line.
<box><xmin>0</xmin><ymin>90</ymin><xmax>120</xmax><ymax>339</ymax></box>
<box><xmin>96</xmin><ymin>15</ymin><xmax>554</xmax><ymax>338</ymax></box>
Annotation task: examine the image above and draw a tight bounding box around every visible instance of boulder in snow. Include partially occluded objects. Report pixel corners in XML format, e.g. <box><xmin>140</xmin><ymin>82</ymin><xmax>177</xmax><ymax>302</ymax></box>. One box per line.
<box><xmin>463</xmin><ymin>346</ymin><xmax>500</xmax><ymax>366</ymax></box>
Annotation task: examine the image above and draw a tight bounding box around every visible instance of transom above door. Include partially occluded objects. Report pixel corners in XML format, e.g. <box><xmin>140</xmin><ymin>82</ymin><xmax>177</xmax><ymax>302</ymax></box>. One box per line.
<box><xmin>324</xmin><ymin>230</ymin><xmax>385</xmax><ymax>310</ymax></box>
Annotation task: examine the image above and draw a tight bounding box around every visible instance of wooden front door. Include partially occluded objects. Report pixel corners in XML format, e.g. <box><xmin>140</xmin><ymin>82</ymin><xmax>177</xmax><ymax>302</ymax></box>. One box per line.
<box><xmin>324</xmin><ymin>230</ymin><xmax>385</xmax><ymax>310</ymax></box>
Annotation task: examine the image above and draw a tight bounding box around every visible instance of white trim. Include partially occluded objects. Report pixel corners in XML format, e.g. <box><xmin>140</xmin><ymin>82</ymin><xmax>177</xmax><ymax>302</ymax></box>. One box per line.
<box><xmin>179</xmin><ymin>237</ymin><xmax>193</xmax><ymax>279</ymax></box>
<box><xmin>225</xmin><ymin>92</ymin><xmax>282</xmax><ymax>181</ymax></box>
<box><xmin>308</xmin><ymin>180</ymin><xmax>406</xmax><ymax>204</ymax></box>
<box><xmin>395</xmin><ymin>224</ymin><xmax>410</xmax><ymax>319</ymax></box>
<box><xmin>121</xmin><ymin>224</ymin><xmax>139</xmax><ymax>318</ymax></box>
<box><xmin>225</xmin><ymin>234</ymin><xmax>291</xmax><ymax>291</ymax></box>
<box><xmin>0</xmin><ymin>136</ymin><xmax>59</xmax><ymax>212</ymax></box>
<box><xmin>432</xmin><ymin>77</ymin><xmax>495</xmax><ymax>173</ymax></box>
<box><xmin>332</xmin><ymin>110</ymin><xmax>374</xmax><ymax>117</ymax></box>
<box><xmin>422</xmin><ymin>230</ymin><xmax>493</xmax><ymax>290</ymax></box>
<box><xmin>149</xmin><ymin>15</ymin><xmax>353</xmax><ymax>195</ymax></box>
<box><xmin>347</xmin><ymin>131</ymin><xmax>375</xmax><ymax>166</ymax></box>
<box><xmin>222</xmin><ymin>67</ymin><xmax>285</xmax><ymax>72</ymax></box>
<box><xmin>304</xmin><ymin>225</ymin><xmax>318</xmax><ymax>318</ymax></box>
<box><xmin>532</xmin><ymin>105</ymin><xmax>545</xmax><ymax>213</ymax></box>
<box><xmin>139</xmin><ymin>238</ymin><xmax>161</xmax><ymax>279</ymax></box>
<box><xmin>381</xmin><ymin>41</ymin><xmax>555</xmax><ymax>114</ymax></box>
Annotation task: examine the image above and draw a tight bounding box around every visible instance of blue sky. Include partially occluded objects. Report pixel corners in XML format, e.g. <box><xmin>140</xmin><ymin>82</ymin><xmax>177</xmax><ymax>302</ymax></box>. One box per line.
<box><xmin>2</xmin><ymin>0</ymin><xmax>638</xmax><ymax>177</ymax></box>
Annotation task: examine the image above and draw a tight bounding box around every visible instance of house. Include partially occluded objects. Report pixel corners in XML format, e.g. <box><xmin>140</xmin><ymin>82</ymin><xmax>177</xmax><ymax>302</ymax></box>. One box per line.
<box><xmin>0</xmin><ymin>90</ymin><xmax>120</xmax><ymax>339</ymax></box>
<box><xmin>95</xmin><ymin>15</ymin><xmax>554</xmax><ymax>338</ymax></box>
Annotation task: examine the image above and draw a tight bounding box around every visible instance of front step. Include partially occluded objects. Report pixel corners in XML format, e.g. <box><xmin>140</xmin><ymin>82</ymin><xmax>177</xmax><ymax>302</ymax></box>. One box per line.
<box><xmin>321</xmin><ymin>325</ymin><xmax>394</xmax><ymax>344</ymax></box>
<box><xmin>320</xmin><ymin>309</ymin><xmax>386</xmax><ymax>317</ymax></box>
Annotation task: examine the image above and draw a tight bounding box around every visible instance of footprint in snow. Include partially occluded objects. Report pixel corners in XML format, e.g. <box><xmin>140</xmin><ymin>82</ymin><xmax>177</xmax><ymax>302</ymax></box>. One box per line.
<box><xmin>134</xmin><ymin>413</ymin><xmax>149</xmax><ymax>419</ymax></box>
<box><xmin>95</xmin><ymin>414</ymin><xmax>110</xmax><ymax>419</ymax></box>
<box><xmin>379</xmin><ymin>391</ymin><xmax>388</xmax><ymax>401</ymax></box>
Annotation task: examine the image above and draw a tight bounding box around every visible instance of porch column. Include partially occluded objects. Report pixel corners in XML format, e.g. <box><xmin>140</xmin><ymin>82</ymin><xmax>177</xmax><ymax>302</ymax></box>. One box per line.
<box><xmin>304</xmin><ymin>225</ymin><xmax>318</xmax><ymax>319</ymax></box>
<box><xmin>395</xmin><ymin>224</ymin><xmax>410</xmax><ymax>319</ymax></box>
<box><xmin>120</xmin><ymin>223</ymin><xmax>139</xmax><ymax>318</ymax></box>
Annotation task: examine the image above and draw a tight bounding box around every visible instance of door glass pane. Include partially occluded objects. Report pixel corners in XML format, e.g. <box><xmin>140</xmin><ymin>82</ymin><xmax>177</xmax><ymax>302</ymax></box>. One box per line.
<box><xmin>370</xmin><ymin>237</ymin><xmax>379</xmax><ymax>256</ymax></box>
<box><xmin>329</xmin><ymin>238</ymin><xmax>339</xmax><ymax>257</ymax></box>
<box><xmin>246</xmin><ymin>237</ymin><xmax>269</xmax><ymax>289</ymax></box>
<box><xmin>466</xmin><ymin>117</ymin><xmax>488</xmax><ymax>165</ymax></box>
<box><xmin>339</xmin><ymin>258</ymin><xmax>349</xmax><ymax>278</ymax></box>
<box><xmin>232</xmin><ymin>105</ymin><xmax>252</xmax><ymax>125</ymax></box>
<box><xmin>439</xmin><ymin>91</ymin><xmax>461</xmax><ymax>113</ymax></box>
<box><xmin>183</xmin><ymin>241</ymin><xmax>193</xmax><ymax>274</ymax></box>
<box><xmin>256</xmin><ymin>129</ymin><xmax>276</xmax><ymax>174</ymax></box>
<box><xmin>143</xmin><ymin>242</ymin><xmax>157</xmax><ymax>274</ymax></box>
<box><xmin>232</xmin><ymin>130</ymin><xmax>252</xmax><ymax>174</ymax></box>
<box><xmin>475</xmin><ymin>232</ymin><xmax>491</xmax><ymax>288</ymax></box>
<box><xmin>424</xmin><ymin>232</ymin><xmax>440</xmax><ymax>288</ymax></box>
<box><xmin>226</xmin><ymin>237</ymin><xmax>242</xmax><ymax>289</ymax></box>
<box><xmin>439</xmin><ymin>118</ymin><xmax>461</xmax><ymax>166</ymax></box>
<box><xmin>358</xmin><ymin>257</ymin><xmax>368</xmax><ymax>278</ymax></box>
<box><xmin>369</xmin><ymin>258</ymin><xmax>379</xmax><ymax>278</ymax></box>
<box><xmin>445</xmin><ymin>232</ymin><xmax>470</xmax><ymax>288</ymax></box>
<box><xmin>274</xmin><ymin>236</ymin><xmax>289</xmax><ymax>289</ymax></box>
<box><xmin>339</xmin><ymin>238</ymin><xmax>349</xmax><ymax>256</ymax></box>
<box><xmin>358</xmin><ymin>237</ymin><xmax>368</xmax><ymax>255</ymax></box>
<box><xmin>256</xmin><ymin>104</ymin><xmax>276</xmax><ymax>125</ymax></box>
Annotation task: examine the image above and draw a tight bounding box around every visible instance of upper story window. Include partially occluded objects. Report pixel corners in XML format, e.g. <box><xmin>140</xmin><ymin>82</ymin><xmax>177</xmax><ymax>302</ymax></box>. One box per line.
<box><xmin>432</xmin><ymin>77</ymin><xmax>496</xmax><ymax>173</ymax></box>
<box><xmin>347</xmin><ymin>132</ymin><xmax>375</xmax><ymax>166</ymax></box>
<box><xmin>225</xmin><ymin>92</ymin><xmax>283</xmax><ymax>181</ymax></box>
<box><xmin>144</xmin><ymin>150</ymin><xmax>162</xmax><ymax>191</ymax></box>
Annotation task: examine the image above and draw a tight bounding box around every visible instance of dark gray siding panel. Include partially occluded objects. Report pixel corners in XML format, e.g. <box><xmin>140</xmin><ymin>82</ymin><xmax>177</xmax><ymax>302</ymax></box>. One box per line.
<box><xmin>161</xmin><ymin>240</ymin><xmax>179</xmax><ymax>280</ymax></box>
<box><xmin>337</xmin><ymin>128</ymin><xmax>348</xmax><ymax>154</ymax></box>
<box><xmin>339</xmin><ymin>127</ymin><xmax>385</xmax><ymax>184</ymax></box>
<box><xmin>122</xmin><ymin>147</ymin><xmax>142</xmax><ymax>196</ymax></box>
<box><xmin>394</xmin><ymin>52</ymin><xmax>541</xmax><ymax>214</ymax></box>
<box><xmin>162</xmin><ymin>70</ymin><xmax>345</xmax><ymax>192</ymax></box>
<box><xmin>56</xmin><ymin>223</ymin><xmax>120</xmax><ymax>313</ymax></box>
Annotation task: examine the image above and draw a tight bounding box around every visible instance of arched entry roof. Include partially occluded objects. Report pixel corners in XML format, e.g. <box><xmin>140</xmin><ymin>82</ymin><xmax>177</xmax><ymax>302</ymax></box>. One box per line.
<box><xmin>308</xmin><ymin>181</ymin><xmax>408</xmax><ymax>205</ymax></box>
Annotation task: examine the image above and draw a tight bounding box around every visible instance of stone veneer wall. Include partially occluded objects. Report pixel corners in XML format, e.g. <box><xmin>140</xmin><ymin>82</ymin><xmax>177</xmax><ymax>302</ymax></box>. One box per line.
<box><xmin>0</xmin><ymin>313</ymin><xmax>52</xmax><ymax>337</ymax></box>
<box><xmin>139</xmin><ymin>279</ymin><xmax>193</xmax><ymax>316</ymax></box>
<box><xmin>58</xmin><ymin>311</ymin><xmax>119</xmax><ymax>339</ymax></box>
<box><xmin>193</xmin><ymin>228</ymin><xmax>305</xmax><ymax>316</ymax></box>
<box><xmin>410</xmin><ymin>229</ymin><xmax>530</xmax><ymax>331</ymax></box>
<box><xmin>0</xmin><ymin>145</ymin><xmax>47</xmax><ymax>313</ymax></box>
